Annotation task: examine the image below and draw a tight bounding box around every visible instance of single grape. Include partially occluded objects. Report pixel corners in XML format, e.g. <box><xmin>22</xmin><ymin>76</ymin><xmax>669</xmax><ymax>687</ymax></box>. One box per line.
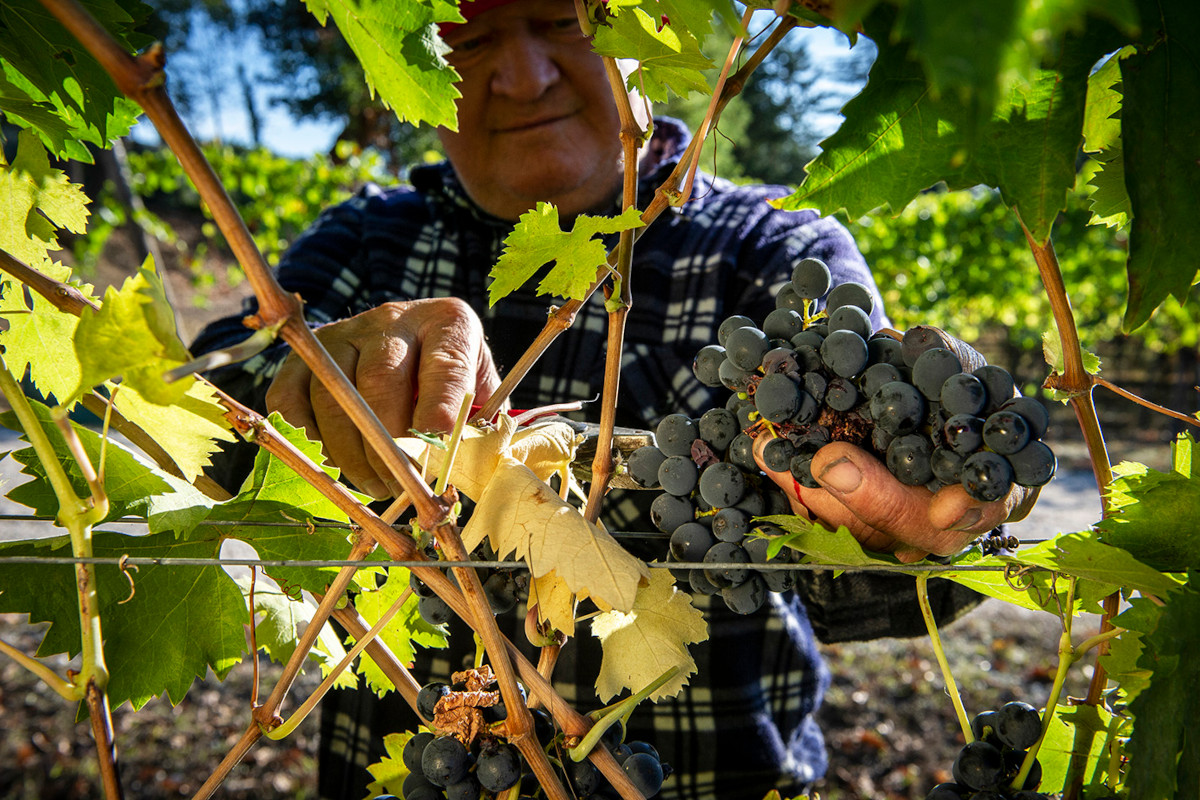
<box><xmin>983</xmin><ymin>409</ymin><xmax>1031</xmax><ymax>455</ymax></box>
<box><xmin>402</xmin><ymin>775</ymin><xmax>442</xmax><ymax>800</ymax></box>
<box><xmin>403</xmin><ymin>730</ymin><xmax>435</xmax><ymax>771</ymax></box>
<box><xmin>761</xmin><ymin>347</ymin><xmax>800</xmax><ymax>376</ymax></box>
<box><xmin>445</xmin><ymin>774</ymin><xmax>482</xmax><ymax>800</ymax></box>
<box><xmin>940</xmin><ymin>372</ymin><xmax>987</xmax><ymax>416</ymax></box>
<box><xmin>718</xmin><ymin>315</ymin><xmax>755</xmax><ymax>346</ymax></box>
<box><xmin>952</xmin><ymin>740</ymin><xmax>1005</xmax><ymax>791</ymax></box>
<box><xmin>961</xmin><ymin>451</ymin><xmax>1014</xmax><ymax>502</ymax></box>
<box><xmin>790</xmin><ymin>329</ymin><xmax>825</xmax><ymax>350</ymax></box>
<box><xmin>421</xmin><ymin>735</ymin><xmax>470</xmax><ymax>787</ymax></box>
<box><xmin>711</xmin><ymin>507</ymin><xmax>752</xmax><ymax>543</ymax></box>
<box><xmin>871</xmin><ymin>426</ymin><xmax>895</xmax><ymax>453</ymax></box>
<box><xmin>792</xmin><ymin>389</ymin><xmax>821</xmax><ymax>424</ymax></box>
<box><xmin>670</xmin><ymin>522</ymin><xmax>715</xmax><ymax>563</ymax></box>
<box><xmin>1008</xmin><ymin>440</ymin><xmax>1057</xmax><ymax>487</ymax></box>
<box><xmin>692</xmin><ymin>344</ymin><xmax>727</xmax><ymax>387</ymax></box>
<box><xmin>564</xmin><ymin>758</ymin><xmax>602</xmax><ymax>796</ymax></box>
<box><xmin>410</xmin><ymin>571</ymin><xmax>437</xmax><ymax>598</ymax></box>
<box><xmin>826</xmin><ymin>281</ymin><xmax>875</xmax><ymax>316</ymax></box>
<box><xmin>754</xmin><ymin>373</ymin><xmax>803</xmax><ymax>423</ymax></box>
<box><xmin>483</xmin><ymin>571</ymin><xmax>519</xmax><ymax>615</ymax></box>
<box><xmin>698</xmin><ymin>408</ymin><xmax>739</xmax><ymax>451</ymax></box>
<box><xmin>656</xmin><ymin>414</ymin><xmax>698</xmax><ymax>457</ymax></box>
<box><xmin>791</xmin><ymin>257</ymin><xmax>832</xmax><ymax>299</ymax></box>
<box><xmin>859</xmin><ymin>362</ymin><xmax>902</xmax><ymax>399</ymax></box>
<box><xmin>774</xmin><ymin>282</ymin><xmax>806</xmax><ymax>311</ymax></box>
<box><xmin>924</xmin><ymin>782</ymin><xmax>970</xmax><ymax>799</ymax></box>
<box><xmin>930</xmin><ymin>447</ymin><xmax>964</xmax><ymax>485</ymax></box>
<box><xmin>729</xmin><ymin>433</ymin><xmax>758</xmax><ymax>471</ymax></box>
<box><xmin>974</xmin><ymin>364</ymin><xmax>1016</xmax><ymax>411</ymax></box>
<box><xmin>867</xmin><ymin>334</ymin><xmax>905</xmax><ymax>367</ymax></box>
<box><xmin>1001</xmin><ymin>396</ymin><xmax>1051</xmax><ymax>439</ymax></box>
<box><xmin>825</xmin><ymin>376</ymin><xmax>859</xmax><ymax>411</ymax></box>
<box><xmin>793</xmin><ymin>343</ymin><xmax>823</xmax><ymax>373</ymax></box>
<box><xmin>870</xmin><ymin>381</ymin><xmax>926</xmax><ymax>435</ymax></box>
<box><xmin>827</xmin><ymin>304</ymin><xmax>873</xmax><ymax>340</ymax></box>
<box><xmin>626</xmin><ymin>445</ymin><xmax>666</xmax><ymax>488</ymax></box>
<box><xmin>719</xmin><ymin>358</ymin><xmax>755</xmax><ymax>393</ymax></box>
<box><xmin>943</xmin><ymin>414</ymin><xmax>985</xmax><ymax>456</ymax></box>
<box><xmin>658</xmin><ymin>455</ymin><xmax>699</xmax><ymax>496</ymax></box>
<box><xmin>995</xmin><ymin>701</ymin><xmax>1042</xmax><ymax>750</ymax></box>
<box><xmin>887</xmin><ymin>434</ymin><xmax>933</xmax><ymax>486</ymax></box>
<box><xmin>689</xmin><ymin>566</ymin><xmax>722</xmax><ymax>595</ymax></box>
<box><xmin>763</xmin><ymin>307</ymin><xmax>805</xmax><ymax>340</ymax></box>
<box><xmin>703</xmin><ymin>542</ymin><xmax>750</xmax><ymax>588</ymax></box>
<box><xmin>912</xmin><ymin>348</ymin><xmax>963</xmax><ymax>400</ymax></box>
<box><xmin>970</xmin><ymin>710</ymin><xmax>999</xmax><ymax>744</ymax></box>
<box><xmin>722</xmin><ymin>572</ymin><xmax>768</xmax><ymax>614</ymax></box>
<box><xmin>474</xmin><ymin>742</ymin><xmax>521</xmax><ymax>792</ymax></box>
<box><xmin>820</xmin><ymin>329</ymin><xmax>870</xmax><ymax>378</ymax></box>
<box><xmin>418</xmin><ymin>594</ymin><xmax>454</xmax><ymax>626</ymax></box>
<box><xmin>650</xmin><ymin>493</ymin><xmax>695</xmax><ymax>532</ymax></box>
<box><xmin>699</xmin><ymin>462</ymin><xmax>747</xmax><ymax>508</ymax></box>
<box><xmin>761</xmin><ymin>437</ymin><xmax>797</xmax><ymax>472</ymax></box>
<box><xmin>725</xmin><ymin>325</ymin><xmax>771</xmax><ymax>371</ymax></box>
<box><xmin>901</xmin><ymin>326</ymin><xmax>947</xmax><ymax>367</ymax></box>
<box><xmin>622</xmin><ymin>752</ymin><xmax>666</xmax><ymax>797</ymax></box>
<box><xmin>802</xmin><ymin>370</ymin><xmax>828</xmax><ymax>404</ymax></box>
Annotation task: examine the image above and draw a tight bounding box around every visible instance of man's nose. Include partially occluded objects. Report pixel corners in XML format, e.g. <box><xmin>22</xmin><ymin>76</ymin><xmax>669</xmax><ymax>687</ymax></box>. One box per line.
<box><xmin>491</xmin><ymin>34</ymin><xmax>560</xmax><ymax>100</ymax></box>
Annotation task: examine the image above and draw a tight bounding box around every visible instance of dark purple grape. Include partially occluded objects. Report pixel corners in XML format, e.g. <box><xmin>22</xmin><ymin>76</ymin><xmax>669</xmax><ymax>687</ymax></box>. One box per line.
<box><xmin>930</xmin><ymin>447</ymin><xmax>964</xmax><ymax>484</ymax></box>
<box><xmin>658</xmin><ymin>455</ymin><xmax>699</xmax><ymax>496</ymax></box>
<box><xmin>403</xmin><ymin>730</ymin><xmax>435</xmax><ymax>770</ymax></box>
<box><xmin>761</xmin><ymin>437</ymin><xmax>797</xmax><ymax>472</ymax></box>
<box><xmin>1008</xmin><ymin>440</ymin><xmax>1057</xmax><ymax>487</ymax></box>
<box><xmin>483</xmin><ymin>571</ymin><xmax>520</xmax><ymax>615</ymax></box>
<box><xmin>621</xmin><ymin>752</ymin><xmax>665</xmax><ymax>797</ymax></box>
<box><xmin>627</xmin><ymin>445</ymin><xmax>666</xmax><ymax>488</ymax></box>
<box><xmin>995</xmin><ymin>701</ymin><xmax>1042</xmax><ymax>750</ymax></box>
<box><xmin>692</xmin><ymin>344</ymin><xmax>727</xmax><ymax>387</ymax></box>
<box><xmin>943</xmin><ymin>414</ymin><xmax>985</xmax><ymax>456</ymax></box>
<box><xmin>827</xmin><ymin>304</ymin><xmax>873</xmax><ymax>339</ymax></box>
<box><xmin>418</xmin><ymin>594</ymin><xmax>454</xmax><ymax>625</ymax></box>
<box><xmin>421</xmin><ymin>736</ymin><xmax>470</xmax><ymax>787</ymax></box>
<box><xmin>711</xmin><ymin>507</ymin><xmax>751</xmax><ymax>543</ymax></box>
<box><xmin>826</xmin><ymin>281</ymin><xmax>875</xmax><ymax>316</ymax></box>
<box><xmin>1001</xmin><ymin>396</ymin><xmax>1050</xmax><ymax>439</ymax></box>
<box><xmin>670</xmin><ymin>522</ymin><xmax>715</xmax><ymax>563</ymax></box>
<box><xmin>940</xmin><ymin>372</ymin><xmax>987</xmax><ymax>416</ymax></box>
<box><xmin>564</xmin><ymin>758</ymin><xmax>601</xmax><ymax>795</ymax></box>
<box><xmin>859</xmin><ymin>362</ymin><xmax>902</xmax><ymax>399</ymax></box>
<box><xmin>970</xmin><ymin>710</ymin><xmax>999</xmax><ymax>744</ymax></box>
<box><xmin>791</xmin><ymin>257</ymin><xmax>831</xmax><ymax>300</ymax></box>
<box><xmin>719</xmin><ymin>358</ymin><xmax>755</xmax><ymax>392</ymax></box>
<box><xmin>697</xmin><ymin>408</ymin><xmax>738</xmax><ymax>451</ymax></box>
<box><xmin>961</xmin><ymin>451</ymin><xmax>1014</xmax><ymax>502</ymax></box>
<box><xmin>761</xmin><ymin>347</ymin><xmax>800</xmax><ymax>376</ymax></box>
<box><xmin>952</xmin><ymin>740</ymin><xmax>1005</xmax><ymax>790</ymax></box>
<box><xmin>790</xmin><ymin>329</ymin><xmax>825</xmax><ymax>350</ymax></box>
<box><xmin>825</xmin><ymin>376</ymin><xmax>859</xmax><ymax>411</ymax></box>
<box><xmin>688</xmin><ymin>566</ymin><xmax>722</xmax><ymax>595</ymax></box>
<box><xmin>717</xmin><ymin>315</ymin><xmax>755</xmax><ymax>346</ymax></box>
<box><xmin>754</xmin><ymin>373</ymin><xmax>803</xmax><ymax>423</ymax></box>
<box><xmin>774</xmin><ymin>282</ymin><xmax>806</xmax><ymax>311</ymax></box>
<box><xmin>655</xmin><ymin>414</ymin><xmax>698</xmax><ymax>457</ymax></box>
<box><xmin>983</xmin><ymin>409</ymin><xmax>1031</xmax><ymax>455</ymax></box>
<box><xmin>974</xmin><ymin>364</ymin><xmax>1016</xmax><ymax>411</ymax></box>
<box><xmin>722</xmin><ymin>572</ymin><xmax>768</xmax><ymax>614</ymax></box>
<box><xmin>870</xmin><ymin>381</ymin><xmax>926</xmax><ymax>435</ymax></box>
<box><xmin>725</xmin><ymin>325</ymin><xmax>771</xmax><ymax>371</ymax></box>
<box><xmin>703</xmin><ymin>542</ymin><xmax>750</xmax><ymax>588</ymax></box>
<box><xmin>912</xmin><ymin>348</ymin><xmax>963</xmax><ymax>400</ymax></box>
<box><xmin>476</xmin><ymin>742</ymin><xmax>522</xmax><ymax>792</ymax></box>
<box><xmin>763</xmin><ymin>308</ymin><xmax>804</xmax><ymax>340</ymax></box>
<box><xmin>887</xmin><ymin>434</ymin><xmax>933</xmax><ymax>486</ymax></box>
<box><xmin>901</xmin><ymin>326</ymin><xmax>946</xmax><ymax>367</ymax></box>
<box><xmin>868</xmin><ymin>334</ymin><xmax>904</xmax><ymax>367</ymax></box>
<box><xmin>445</xmin><ymin>773</ymin><xmax>481</xmax><ymax>800</ymax></box>
<box><xmin>924</xmin><ymin>782</ymin><xmax>970</xmax><ymax>799</ymax></box>
<box><xmin>728</xmin><ymin>433</ymin><xmax>757</xmax><ymax>470</ymax></box>
<box><xmin>650</xmin><ymin>493</ymin><xmax>694</xmax><ymax>532</ymax></box>
<box><xmin>820</xmin><ymin>329</ymin><xmax>869</xmax><ymax>378</ymax></box>
<box><xmin>789</xmin><ymin>452</ymin><xmax>820</xmax><ymax>488</ymax></box>
<box><xmin>699</xmin><ymin>462</ymin><xmax>747</xmax><ymax>508</ymax></box>
<box><xmin>802</xmin><ymin>370</ymin><xmax>828</xmax><ymax>403</ymax></box>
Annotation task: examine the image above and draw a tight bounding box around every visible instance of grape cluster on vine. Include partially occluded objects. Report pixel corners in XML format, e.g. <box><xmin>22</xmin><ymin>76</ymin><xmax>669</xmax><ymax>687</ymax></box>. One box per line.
<box><xmin>925</xmin><ymin>702</ymin><xmax>1052</xmax><ymax>799</ymax></box>
<box><xmin>390</xmin><ymin>670</ymin><xmax>672</xmax><ymax>800</ymax></box>
<box><xmin>627</xmin><ymin>258</ymin><xmax>1056</xmax><ymax>615</ymax></box>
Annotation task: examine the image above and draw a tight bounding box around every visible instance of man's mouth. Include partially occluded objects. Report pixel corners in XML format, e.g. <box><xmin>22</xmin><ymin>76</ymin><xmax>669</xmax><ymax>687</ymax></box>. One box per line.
<box><xmin>496</xmin><ymin>111</ymin><xmax>575</xmax><ymax>133</ymax></box>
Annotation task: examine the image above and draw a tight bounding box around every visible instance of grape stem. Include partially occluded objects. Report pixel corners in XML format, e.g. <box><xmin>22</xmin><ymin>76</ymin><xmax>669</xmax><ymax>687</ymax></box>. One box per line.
<box><xmin>916</xmin><ymin>574</ymin><xmax>973</xmax><ymax>744</ymax></box>
<box><xmin>570</xmin><ymin>666</ymin><xmax>680</xmax><ymax>761</ymax></box>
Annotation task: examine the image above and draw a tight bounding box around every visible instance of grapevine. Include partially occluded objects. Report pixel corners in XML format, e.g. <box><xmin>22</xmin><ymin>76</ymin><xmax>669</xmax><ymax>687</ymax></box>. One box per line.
<box><xmin>0</xmin><ymin>1</ymin><xmax>1197</xmax><ymax>800</ymax></box>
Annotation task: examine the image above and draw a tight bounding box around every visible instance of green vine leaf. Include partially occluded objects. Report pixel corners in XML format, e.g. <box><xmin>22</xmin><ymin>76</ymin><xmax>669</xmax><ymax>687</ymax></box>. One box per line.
<box><xmin>1125</xmin><ymin>574</ymin><xmax>1200</xmax><ymax>800</ymax></box>
<box><xmin>1007</xmin><ymin>531</ymin><xmax>1181</xmax><ymax>598</ymax></box>
<box><xmin>0</xmin><ymin>527</ymin><xmax>248</xmax><ymax>710</ymax></box>
<box><xmin>1099</xmin><ymin>596</ymin><xmax>1162</xmax><ymax>704</ymax></box>
<box><xmin>0</xmin><ymin>0</ymin><xmax>148</xmax><ymax>162</ymax></box>
<box><xmin>365</xmin><ymin>731</ymin><xmax>416</xmax><ymax>798</ymax></box>
<box><xmin>111</xmin><ymin>380</ymin><xmax>237</xmax><ymax>483</ymax></box>
<box><xmin>353</xmin><ymin>567</ymin><xmax>449</xmax><ymax>696</ymax></box>
<box><xmin>1119</xmin><ymin>0</ymin><xmax>1200</xmax><ymax>331</ymax></box>
<box><xmin>488</xmin><ymin>203</ymin><xmax>644</xmax><ymax>305</ymax></box>
<box><xmin>1037</xmin><ymin>703</ymin><xmax>1117</xmax><ymax>795</ymax></box>
<box><xmin>302</xmin><ymin>0</ymin><xmax>462</xmax><ymax>129</ymax></box>
<box><xmin>241</xmin><ymin>578</ymin><xmax>357</xmax><ymax>689</ymax></box>
<box><xmin>592</xmin><ymin>0</ymin><xmax>715</xmax><ymax>103</ymax></box>
<box><xmin>774</xmin><ymin>5</ymin><xmax>1117</xmax><ymax>243</ymax></box>
<box><xmin>1096</xmin><ymin>442</ymin><xmax>1200</xmax><ymax>572</ymax></box>
<box><xmin>72</xmin><ymin>256</ymin><xmax>194</xmax><ymax>406</ymax></box>
<box><xmin>0</xmin><ymin>263</ymin><xmax>91</xmax><ymax>406</ymax></box>
<box><xmin>0</xmin><ymin>129</ymin><xmax>90</xmax><ymax>266</ymax></box>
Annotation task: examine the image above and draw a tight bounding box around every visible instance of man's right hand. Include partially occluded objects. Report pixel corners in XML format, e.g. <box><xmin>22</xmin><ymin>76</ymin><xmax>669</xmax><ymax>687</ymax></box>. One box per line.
<box><xmin>265</xmin><ymin>298</ymin><xmax>502</xmax><ymax>499</ymax></box>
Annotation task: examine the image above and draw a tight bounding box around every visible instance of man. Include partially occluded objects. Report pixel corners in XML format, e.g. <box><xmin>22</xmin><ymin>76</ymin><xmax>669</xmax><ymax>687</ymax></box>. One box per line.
<box><xmin>191</xmin><ymin>1</ymin><xmax>1022</xmax><ymax>796</ymax></box>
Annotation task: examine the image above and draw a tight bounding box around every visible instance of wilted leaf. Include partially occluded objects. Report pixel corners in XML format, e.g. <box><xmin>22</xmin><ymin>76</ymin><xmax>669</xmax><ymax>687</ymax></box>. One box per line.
<box><xmin>591</xmin><ymin>569</ymin><xmax>707</xmax><ymax>702</ymax></box>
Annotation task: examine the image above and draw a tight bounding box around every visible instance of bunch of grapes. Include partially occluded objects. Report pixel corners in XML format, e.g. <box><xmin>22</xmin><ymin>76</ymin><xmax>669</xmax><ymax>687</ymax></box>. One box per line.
<box><xmin>626</xmin><ymin>258</ymin><xmax>1056</xmax><ymax>614</ymax></box>
<box><xmin>399</xmin><ymin>678</ymin><xmax>672</xmax><ymax>800</ymax></box>
<box><xmin>925</xmin><ymin>702</ymin><xmax>1051</xmax><ymax>799</ymax></box>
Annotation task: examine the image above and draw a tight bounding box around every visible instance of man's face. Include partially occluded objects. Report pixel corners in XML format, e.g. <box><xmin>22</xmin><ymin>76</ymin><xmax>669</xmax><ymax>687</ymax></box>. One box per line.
<box><xmin>438</xmin><ymin>0</ymin><xmax>626</xmax><ymax>221</ymax></box>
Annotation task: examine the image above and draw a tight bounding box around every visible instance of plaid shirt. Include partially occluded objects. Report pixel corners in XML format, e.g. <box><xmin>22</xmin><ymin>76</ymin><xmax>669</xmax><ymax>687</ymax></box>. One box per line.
<box><xmin>192</xmin><ymin>119</ymin><xmax>978</xmax><ymax>800</ymax></box>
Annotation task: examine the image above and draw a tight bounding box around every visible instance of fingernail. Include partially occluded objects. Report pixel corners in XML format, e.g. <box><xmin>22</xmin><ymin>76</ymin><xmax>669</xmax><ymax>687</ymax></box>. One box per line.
<box><xmin>952</xmin><ymin>508</ymin><xmax>982</xmax><ymax>531</ymax></box>
<box><xmin>818</xmin><ymin>458</ymin><xmax>861</xmax><ymax>494</ymax></box>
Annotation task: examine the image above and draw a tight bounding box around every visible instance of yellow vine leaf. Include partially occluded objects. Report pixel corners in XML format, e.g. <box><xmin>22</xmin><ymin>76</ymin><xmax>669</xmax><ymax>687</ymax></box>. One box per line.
<box><xmin>462</xmin><ymin>457</ymin><xmax>648</xmax><ymax>615</ymax></box>
<box><xmin>527</xmin><ymin>570</ymin><xmax>579</xmax><ymax>634</ymax></box>
<box><xmin>590</xmin><ymin>569</ymin><xmax>708</xmax><ymax>702</ymax></box>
